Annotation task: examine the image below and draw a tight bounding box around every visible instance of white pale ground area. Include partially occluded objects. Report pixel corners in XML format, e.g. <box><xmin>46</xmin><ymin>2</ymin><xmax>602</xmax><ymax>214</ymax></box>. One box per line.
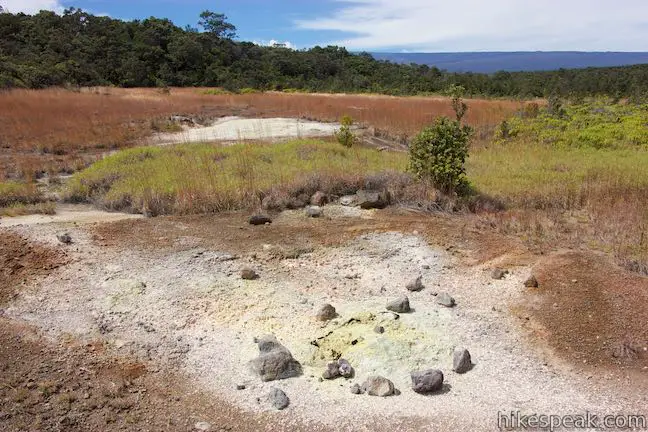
<box><xmin>151</xmin><ymin>116</ymin><xmax>341</xmax><ymax>145</ymax></box>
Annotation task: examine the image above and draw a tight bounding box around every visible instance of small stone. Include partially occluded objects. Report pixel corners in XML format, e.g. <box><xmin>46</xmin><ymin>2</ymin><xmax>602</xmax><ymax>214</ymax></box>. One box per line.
<box><xmin>491</xmin><ymin>268</ymin><xmax>508</xmax><ymax>280</ymax></box>
<box><xmin>57</xmin><ymin>233</ymin><xmax>72</xmax><ymax>244</ymax></box>
<box><xmin>436</xmin><ymin>292</ymin><xmax>455</xmax><ymax>307</ymax></box>
<box><xmin>322</xmin><ymin>362</ymin><xmax>341</xmax><ymax>380</ymax></box>
<box><xmin>310</xmin><ymin>191</ymin><xmax>328</xmax><ymax>206</ymax></box>
<box><xmin>361</xmin><ymin>376</ymin><xmax>395</xmax><ymax>397</ymax></box>
<box><xmin>194</xmin><ymin>421</ymin><xmax>212</xmax><ymax>431</ymax></box>
<box><xmin>386</xmin><ymin>296</ymin><xmax>411</xmax><ymax>313</ymax></box>
<box><xmin>314</xmin><ymin>304</ymin><xmax>337</xmax><ymax>321</ymax></box>
<box><xmin>374</xmin><ymin>326</ymin><xmax>385</xmax><ymax>334</ymax></box>
<box><xmin>350</xmin><ymin>383</ymin><xmax>363</xmax><ymax>394</ymax></box>
<box><xmin>268</xmin><ymin>388</ymin><xmax>290</xmax><ymax>410</ymax></box>
<box><xmin>249</xmin><ymin>215</ymin><xmax>272</xmax><ymax>225</ymax></box>
<box><xmin>249</xmin><ymin>335</ymin><xmax>302</xmax><ymax>381</ymax></box>
<box><xmin>305</xmin><ymin>206</ymin><xmax>322</xmax><ymax>218</ymax></box>
<box><xmin>453</xmin><ymin>348</ymin><xmax>472</xmax><ymax>373</ymax></box>
<box><xmin>406</xmin><ymin>275</ymin><xmax>424</xmax><ymax>292</ymax></box>
<box><xmin>410</xmin><ymin>369</ymin><xmax>444</xmax><ymax>394</ymax></box>
<box><xmin>524</xmin><ymin>276</ymin><xmax>539</xmax><ymax>288</ymax></box>
<box><xmin>236</xmin><ymin>384</ymin><xmax>246</xmax><ymax>390</ymax></box>
<box><xmin>422</xmin><ymin>264</ymin><xmax>430</xmax><ymax>270</ymax></box>
<box><xmin>240</xmin><ymin>267</ymin><xmax>259</xmax><ymax>280</ymax></box>
<box><xmin>338</xmin><ymin>358</ymin><xmax>354</xmax><ymax>378</ymax></box>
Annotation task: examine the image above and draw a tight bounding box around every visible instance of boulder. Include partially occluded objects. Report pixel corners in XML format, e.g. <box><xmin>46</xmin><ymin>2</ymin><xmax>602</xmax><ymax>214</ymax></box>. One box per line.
<box><xmin>453</xmin><ymin>348</ymin><xmax>472</xmax><ymax>374</ymax></box>
<box><xmin>268</xmin><ymin>388</ymin><xmax>290</xmax><ymax>410</ymax></box>
<box><xmin>240</xmin><ymin>267</ymin><xmax>259</xmax><ymax>280</ymax></box>
<box><xmin>361</xmin><ymin>376</ymin><xmax>395</xmax><ymax>397</ymax></box>
<box><xmin>436</xmin><ymin>292</ymin><xmax>455</xmax><ymax>308</ymax></box>
<box><xmin>524</xmin><ymin>275</ymin><xmax>539</xmax><ymax>288</ymax></box>
<box><xmin>310</xmin><ymin>191</ymin><xmax>329</xmax><ymax>206</ymax></box>
<box><xmin>249</xmin><ymin>335</ymin><xmax>302</xmax><ymax>381</ymax></box>
<box><xmin>249</xmin><ymin>215</ymin><xmax>272</xmax><ymax>225</ymax></box>
<box><xmin>314</xmin><ymin>304</ymin><xmax>337</xmax><ymax>321</ymax></box>
<box><xmin>410</xmin><ymin>369</ymin><xmax>444</xmax><ymax>394</ymax></box>
<box><xmin>350</xmin><ymin>383</ymin><xmax>363</xmax><ymax>394</ymax></box>
<box><xmin>386</xmin><ymin>296</ymin><xmax>411</xmax><ymax>313</ymax></box>
<box><xmin>406</xmin><ymin>275</ymin><xmax>424</xmax><ymax>292</ymax></box>
<box><xmin>356</xmin><ymin>190</ymin><xmax>390</xmax><ymax>209</ymax></box>
<box><xmin>305</xmin><ymin>206</ymin><xmax>323</xmax><ymax>218</ymax></box>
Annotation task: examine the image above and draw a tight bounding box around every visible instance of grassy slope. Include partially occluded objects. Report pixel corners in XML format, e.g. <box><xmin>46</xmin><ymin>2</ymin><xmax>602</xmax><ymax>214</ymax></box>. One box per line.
<box><xmin>66</xmin><ymin>140</ymin><xmax>408</xmax><ymax>214</ymax></box>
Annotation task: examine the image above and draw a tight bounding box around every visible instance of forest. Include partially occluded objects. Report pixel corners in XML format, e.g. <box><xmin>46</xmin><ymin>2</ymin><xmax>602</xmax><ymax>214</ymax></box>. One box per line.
<box><xmin>1</xmin><ymin>7</ymin><xmax>647</xmax><ymax>99</ymax></box>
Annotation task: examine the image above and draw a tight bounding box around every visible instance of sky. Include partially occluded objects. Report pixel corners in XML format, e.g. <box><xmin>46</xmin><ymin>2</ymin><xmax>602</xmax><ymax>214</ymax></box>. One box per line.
<box><xmin>4</xmin><ymin>0</ymin><xmax>648</xmax><ymax>52</ymax></box>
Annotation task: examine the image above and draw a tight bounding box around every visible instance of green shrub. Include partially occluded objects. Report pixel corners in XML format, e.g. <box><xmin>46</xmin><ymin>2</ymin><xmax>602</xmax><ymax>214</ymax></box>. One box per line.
<box><xmin>335</xmin><ymin>115</ymin><xmax>358</xmax><ymax>148</ymax></box>
<box><xmin>239</xmin><ymin>87</ymin><xmax>260</xmax><ymax>94</ymax></box>
<box><xmin>408</xmin><ymin>117</ymin><xmax>473</xmax><ymax>194</ymax></box>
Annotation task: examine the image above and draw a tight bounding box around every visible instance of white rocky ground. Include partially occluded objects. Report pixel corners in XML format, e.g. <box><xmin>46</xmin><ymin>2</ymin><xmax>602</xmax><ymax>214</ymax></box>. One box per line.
<box><xmin>3</xmin><ymin>205</ymin><xmax>644</xmax><ymax>431</ymax></box>
<box><xmin>150</xmin><ymin>116</ymin><xmax>341</xmax><ymax>145</ymax></box>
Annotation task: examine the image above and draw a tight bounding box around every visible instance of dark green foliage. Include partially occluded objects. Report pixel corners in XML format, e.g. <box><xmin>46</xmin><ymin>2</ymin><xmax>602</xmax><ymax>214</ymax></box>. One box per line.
<box><xmin>335</xmin><ymin>115</ymin><xmax>357</xmax><ymax>148</ymax></box>
<box><xmin>0</xmin><ymin>8</ymin><xmax>647</xmax><ymax>97</ymax></box>
<box><xmin>408</xmin><ymin>117</ymin><xmax>473</xmax><ymax>194</ymax></box>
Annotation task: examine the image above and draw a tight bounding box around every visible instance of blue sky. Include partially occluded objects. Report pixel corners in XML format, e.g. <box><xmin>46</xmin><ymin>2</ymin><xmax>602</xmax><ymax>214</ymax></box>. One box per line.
<box><xmin>6</xmin><ymin>0</ymin><xmax>648</xmax><ymax>52</ymax></box>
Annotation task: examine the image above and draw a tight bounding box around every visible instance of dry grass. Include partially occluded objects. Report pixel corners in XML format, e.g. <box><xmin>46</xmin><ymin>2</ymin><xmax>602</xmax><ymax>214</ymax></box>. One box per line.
<box><xmin>0</xmin><ymin>87</ymin><xmax>522</xmax><ymax>181</ymax></box>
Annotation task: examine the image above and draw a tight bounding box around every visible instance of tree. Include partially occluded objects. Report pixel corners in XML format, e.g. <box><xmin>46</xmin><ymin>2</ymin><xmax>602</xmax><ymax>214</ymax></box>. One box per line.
<box><xmin>198</xmin><ymin>10</ymin><xmax>236</xmax><ymax>39</ymax></box>
<box><xmin>408</xmin><ymin>117</ymin><xmax>473</xmax><ymax>194</ymax></box>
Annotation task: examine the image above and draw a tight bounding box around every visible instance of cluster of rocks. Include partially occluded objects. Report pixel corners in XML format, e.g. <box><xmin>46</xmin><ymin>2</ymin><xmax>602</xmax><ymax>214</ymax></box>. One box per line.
<box><xmin>490</xmin><ymin>267</ymin><xmax>540</xmax><ymax>289</ymax></box>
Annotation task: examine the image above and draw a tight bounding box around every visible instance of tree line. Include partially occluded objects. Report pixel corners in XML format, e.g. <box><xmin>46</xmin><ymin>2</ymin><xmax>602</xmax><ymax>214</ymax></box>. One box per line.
<box><xmin>1</xmin><ymin>8</ymin><xmax>647</xmax><ymax>99</ymax></box>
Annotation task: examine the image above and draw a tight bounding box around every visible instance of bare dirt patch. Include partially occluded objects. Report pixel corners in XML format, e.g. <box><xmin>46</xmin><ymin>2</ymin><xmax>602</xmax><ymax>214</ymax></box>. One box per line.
<box><xmin>0</xmin><ymin>231</ymin><xmax>67</xmax><ymax>305</ymax></box>
<box><xmin>518</xmin><ymin>251</ymin><xmax>648</xmax><ymax>372</ymax></box>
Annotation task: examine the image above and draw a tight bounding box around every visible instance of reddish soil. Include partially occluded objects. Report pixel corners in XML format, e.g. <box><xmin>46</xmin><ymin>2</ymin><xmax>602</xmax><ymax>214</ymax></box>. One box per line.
<box><xmin>0</xmin><ymin>231</ymin><xmax>68</xmax><ymax>305</ymax></box>
<box><xmin>519</xmin><ymin>251</ymin><xmax>648</xmax><ymax>372</ymax></box>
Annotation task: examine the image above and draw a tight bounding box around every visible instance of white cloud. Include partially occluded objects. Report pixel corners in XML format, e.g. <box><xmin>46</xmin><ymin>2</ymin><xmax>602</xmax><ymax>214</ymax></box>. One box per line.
<box><xmin>297</xmin><ymin>0</ymin><xmax>648</xmax><ymax>51</ymax></box>
<box><xmin>2</xmin><ymin>0</ymin><xmax>64</xmax><ymax>14</ymax></box>
<box><xmin>254</xmin><ymin>39</ymin><xmax>296</xmax><ymax>49</ymax></box>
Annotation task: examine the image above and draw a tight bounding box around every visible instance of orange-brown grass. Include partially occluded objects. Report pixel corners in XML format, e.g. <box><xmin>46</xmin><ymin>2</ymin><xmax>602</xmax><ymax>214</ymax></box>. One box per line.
<box><xmin>0</xmin><ymin>87</ymin><xmax>521</xmax><ymax>181</ymax></box>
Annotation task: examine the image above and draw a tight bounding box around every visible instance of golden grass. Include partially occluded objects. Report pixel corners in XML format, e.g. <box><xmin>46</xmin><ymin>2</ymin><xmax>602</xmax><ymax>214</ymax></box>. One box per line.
<box><xmin>0</xmin><ymin>87</ymin><xmax>522</xmax><ymax>181</ymax></box>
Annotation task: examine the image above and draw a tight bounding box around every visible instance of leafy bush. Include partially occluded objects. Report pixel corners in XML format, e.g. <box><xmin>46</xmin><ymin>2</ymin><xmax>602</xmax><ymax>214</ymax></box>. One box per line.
<box><xmin>408</xmin><ymin>117</ymin><xmax>473</xmax><ymax>194</ymax></box>
<box><xmin>335</xmin><ymin>115</ymin><xmax>358</xmax><ymax>148</ymax></box>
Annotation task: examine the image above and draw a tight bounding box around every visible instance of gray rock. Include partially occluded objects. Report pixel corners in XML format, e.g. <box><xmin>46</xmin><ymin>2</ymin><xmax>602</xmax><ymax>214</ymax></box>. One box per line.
<box><xmin>56</xmin><ymin>232</ymin><xmax>72</xmax><ymax>244</ymax></box>
<box><xmin>410</xmin><ymin>369</ymin><xmax>444</xmax><ymax>394</ymax></box>
<box><xmin>314</xmin><ymin>304</ymin><xmax>337</xmax><ymax>321</ymax></box>
<box><xmin>436</xmin><ymin>292</ymin><xmax>455</xmax><ymax>307</ymax></box>
<box><xmin>249</xmin><ymin>215</ymin><xmax>272</xmax><ymax>225</ymax></box>
<box><xmin>250</xmin><ymin>335</ymin><xmax>302</xmax><ymax>381</ymax></box>
<box><xmin>268</xmin><ymin>388</ymin><xmax>290</xmax><ymax>410</ymax></box>
<box><xmin>350</xmin><ymin>383</ymin><xmax>363</xmax><ymax>394</ymax></box>
<box><xmin>491</xmin><ymin>268</ymin><xmax>508</xmax><ymax>280</ymax></box>
<box><xmin>406</xmin><ymin>275</ymin><xmax>424</xmax><ymax>292</ymax></box>
<box><xmin>356</xmin><ymin>189</ymin><xmax>390</xmax><ymax>209</ymax></box>
<box><xmin>340</xmin><ymin>195</ymin><xmax>356</xmax><ymax>206</ymax></box>
<box><xmin>453</xmin><ymin>348</ymin><xmax>472</xmax><ymax>374</ymax></box>
<box><xmin>236</xmin><ymin>384</ymin><xmax>246</xmax><ymax>390</ymax></box>
<box><xmin>386</xmin><ymin>296</ymin><xmax>411</xmax><ymax>313</ymax></box>
<box><xmin>361</xmin><ymin>375</ymin><xmax>395</xmax><ymax>397</ymax></box>
<box><xmin>194</xmin><ymin>422</ymin><xmax>212</xmax><ymax>431</ymax></box>
<box><xmin>338</xmin><ymin>358</ymin><xmax>354</xmax><ymax>378</ymax></box>
<box><xmin>240</xmin><ymin>267</ymin><xmax>259</xmax><ymax>280</ymax></box>
<box><xmin>322</xmin><ymin>358</ymin><xmax>354</xmax><ymax>379</ymax></box>
<box><xmin>374</xmin><ymin>325</ymin><xmax>385</xmax><ymax>334</ymax></box>
<box><xmin>322</xmin><ymin>361</ymin><xmax>341</xmax><ymax>380</ymax></box>
<box><xmin>310</xmin><ymin>191</ymin><xmax>328</xmax><ymax>206</ymax></box>
<box><xmin>524</xmin><ymin>275</ymin><xmax>539</xmax><ymax>288</ymax></box>
<box><xmin>305</xmin><ymin>206</ymin><xmax>323</xmax><ymax>218</ymax></box>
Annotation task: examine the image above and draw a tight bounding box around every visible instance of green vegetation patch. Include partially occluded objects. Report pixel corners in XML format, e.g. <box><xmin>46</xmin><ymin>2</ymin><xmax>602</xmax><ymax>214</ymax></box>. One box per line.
<box><xmin>499</xmin><ymin>100</ymin><xmax>648</xmax><ymax>149</ymax></box>
<box><xmin>66</xmin><ymin>140</ymin><xmax>407</xmax><ymax>215</ymax></box>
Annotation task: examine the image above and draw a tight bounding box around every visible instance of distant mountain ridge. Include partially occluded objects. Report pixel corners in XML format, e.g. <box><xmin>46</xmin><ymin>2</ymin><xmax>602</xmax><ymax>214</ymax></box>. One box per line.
<box><xmin>371</xmin><ymin>52</ymin><xmax>648</xmax><ymax>73</ymax></box>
